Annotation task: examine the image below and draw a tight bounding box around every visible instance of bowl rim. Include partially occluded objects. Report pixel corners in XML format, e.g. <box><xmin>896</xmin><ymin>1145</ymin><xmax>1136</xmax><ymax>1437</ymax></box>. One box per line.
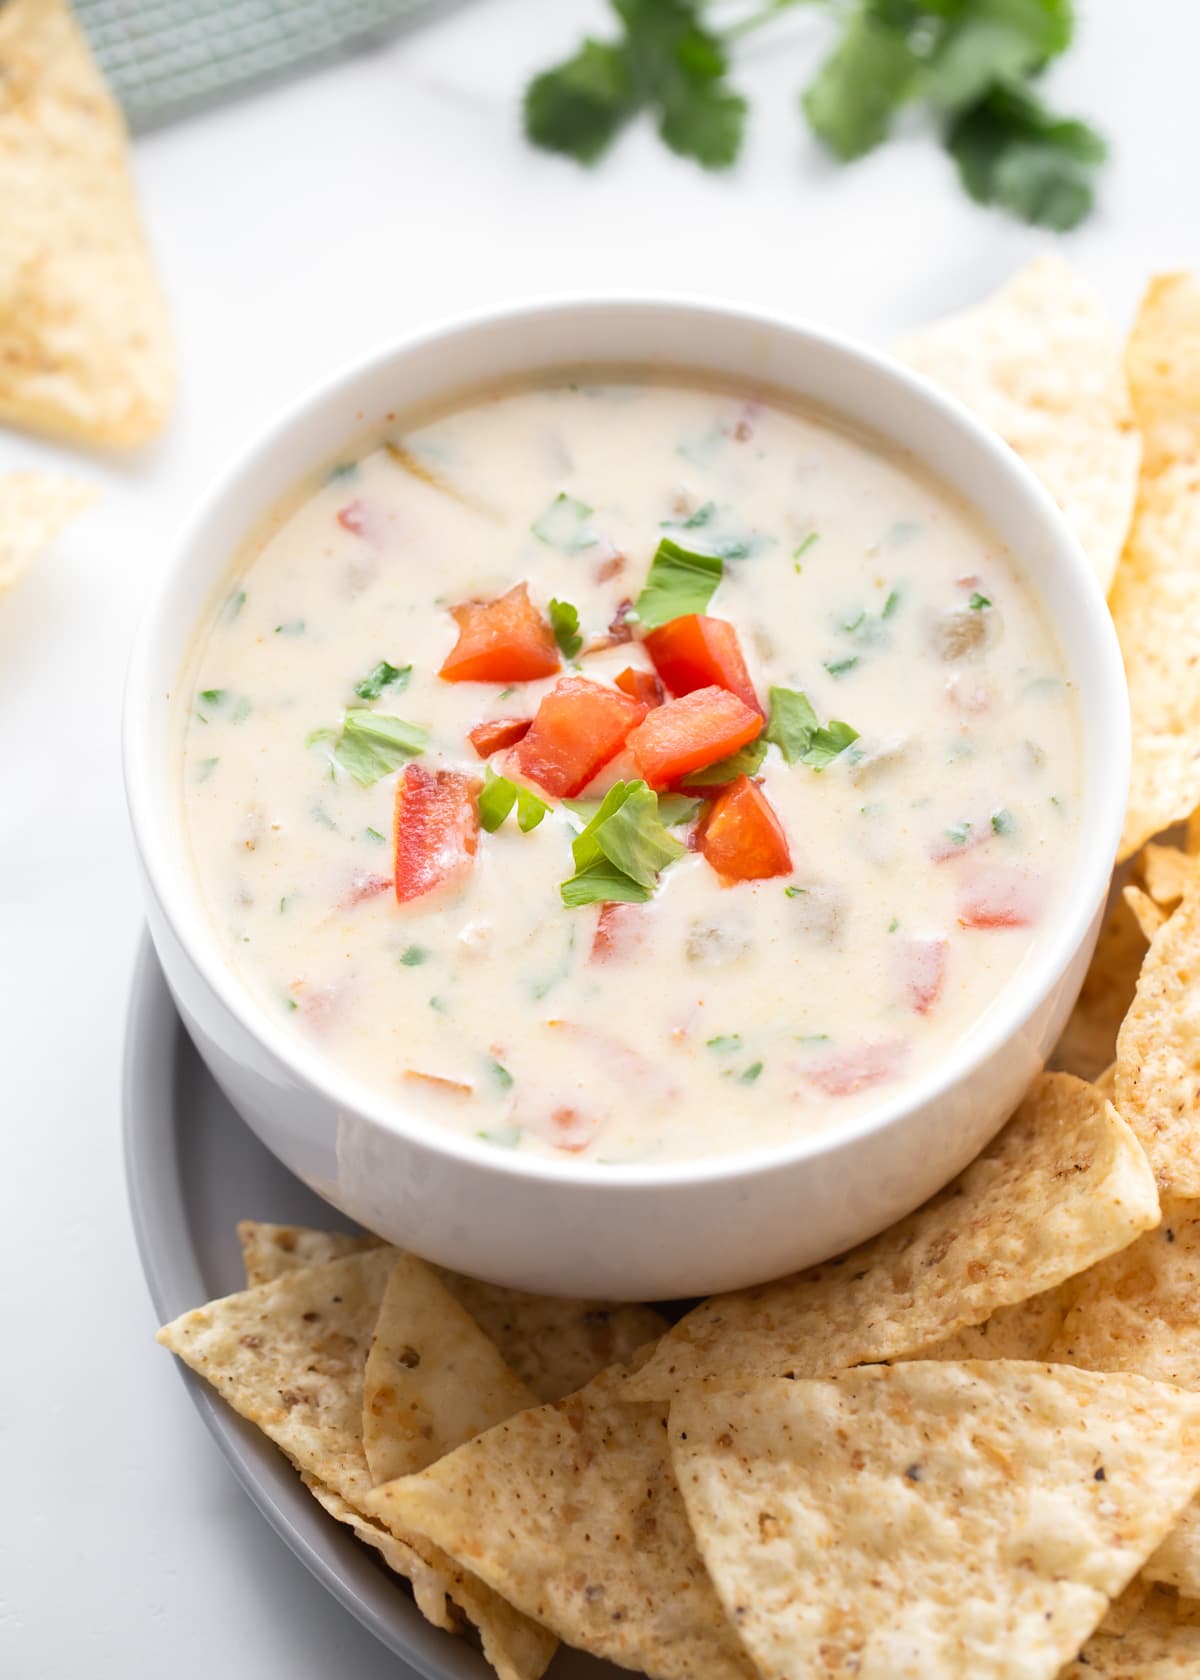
<box><xmin>123</xmin><ymin>289</ymin><xmax>1130</xmax><ymax>1191</ymax></box>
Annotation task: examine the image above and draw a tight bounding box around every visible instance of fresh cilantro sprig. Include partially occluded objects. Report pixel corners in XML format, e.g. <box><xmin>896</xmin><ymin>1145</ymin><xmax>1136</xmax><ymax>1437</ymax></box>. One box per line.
<box><xmin>548</xmin><ymin>598</ymin><xmax>584</xmax><ymax>659</ymax></box>
<box><xmin>633</xmin><ymin>536</ymin><xmax>724</xmax><ymax>630</ymax></box>
<box><xmin>524</xmin><ymin>0</ymin><xmax>1105</xmax><ymax>231</ymax></box>
<box><xmin>765</xmin><ymin>686</ymin><xmax>859</xmax><ymax>769</ymax></box>
<box><xmin>332</xmin><ymin>710</ymin><xmax>428</xmax><ymax>786</ymax></box>
<box><xmin>561</xmin><ymin>780</ymin><xmax>687</xmax><ymax>907</ymax></box>
<box><xmin>479</xmin><ymin>768</ymin><xmax>551</xmax><ymax>834</ymax></box>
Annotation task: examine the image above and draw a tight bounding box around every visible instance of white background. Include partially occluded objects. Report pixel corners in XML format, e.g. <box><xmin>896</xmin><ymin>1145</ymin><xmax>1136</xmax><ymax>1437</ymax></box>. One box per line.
<box><xmin>3</xmin><ymin>1</ymin><xmax>1197</xmax><ymax>1674</ymax></box>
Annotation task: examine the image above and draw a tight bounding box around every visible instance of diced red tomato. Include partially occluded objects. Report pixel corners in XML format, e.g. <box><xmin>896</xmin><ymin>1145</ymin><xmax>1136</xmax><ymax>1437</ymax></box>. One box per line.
<box><xmin>958</xmin><ymin>866</ymin><xmax>1046</xmax><ymax>929</ymax></box>
<box><xmin>799</xmin><ymin>1040</ymin><xmax>908</xmax><ymax>1097</ymax></box>
<box><xmin>467</xmin><ymin>716</ymin><xmax>532</xmax><ymax>758</ymax></box>
<box><xmin>696</xmin><ymin>774</ymin><xmax>792</xmax><ymax>882</ymax></box>
<box><xmin>511</xmin><ymin>677</ymin><xmax>647</xmax><ymax>798</ymax></box>
<box><xmin>643</xmin><ymin>615</ymin><xmax>761</xmax><ymax>713</ymax></box>
<box><xmin>340</xmin><ymin>870</ymin><xmax>392</xmax><ymax>909</ymax></box>
<box><xmin>439</xmin><ymin>582</ymin><xmax>560</xmax><ymax>684</ymax></box>
<box><xmin>590</xmin><ymin>901</ymin><xmax>646</xmax><ymax>963</ymax></box>
<box><xmin>615</xmin><ymin>666</ymin><xmax>665</xmax><ymax>708</ymax></box>
<box><xmin>627</xmin><ymin>686</ymin><xmax>762</xmax><ymax>790</ymax></box>
<box><xmin>393</xmin><ymin>764</ymin><xmax>480</xmax><ymax>903</ymax></box>
<box><xmin>894</xmin><ymin>934</ymin><xmax>947</xmax><ymax>1015</ymax></box>
<box><xmin>550</xmin><ymin>1106</ymin><xmax>602</xmax><ymax>1153</ymax></box>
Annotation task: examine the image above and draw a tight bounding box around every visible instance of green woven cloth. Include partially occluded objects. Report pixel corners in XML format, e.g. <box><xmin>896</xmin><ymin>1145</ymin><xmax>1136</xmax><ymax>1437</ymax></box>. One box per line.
<box><xmin>74</xmin><ymin>0</ymin><xmax>458</xmax><ymax>130</ymax></box>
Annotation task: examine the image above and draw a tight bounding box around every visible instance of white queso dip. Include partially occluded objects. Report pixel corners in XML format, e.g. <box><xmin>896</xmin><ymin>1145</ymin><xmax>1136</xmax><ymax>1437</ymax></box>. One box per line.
<box><xmin>177</xmin><ymin>376</ymin><xmax>1082</xmax><ymax>1164</ymax></box>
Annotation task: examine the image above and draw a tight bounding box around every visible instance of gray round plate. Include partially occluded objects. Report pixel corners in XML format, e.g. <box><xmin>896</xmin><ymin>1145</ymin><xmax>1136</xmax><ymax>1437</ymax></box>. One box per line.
<box><xmin>122</xmin><ymin>934</ymin><xmax>602</xmax><ymax>1680</ymax></box>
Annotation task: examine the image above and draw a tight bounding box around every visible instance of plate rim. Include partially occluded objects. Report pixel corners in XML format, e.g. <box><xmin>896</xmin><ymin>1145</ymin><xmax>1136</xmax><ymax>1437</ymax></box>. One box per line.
<box><xmin>122</xmin><ymin>930</ymin><xmax>497</xmax><ymax>1680</ymax></box>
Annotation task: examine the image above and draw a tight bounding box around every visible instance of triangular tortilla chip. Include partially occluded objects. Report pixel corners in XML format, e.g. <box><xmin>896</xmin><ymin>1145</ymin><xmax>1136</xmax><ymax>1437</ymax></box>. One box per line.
<box><xmin>908</xmin><ymin>1280</ymin><xmax>1077</xmax><ymax>1363</ymax></box>
<box><xmin>669</xmin><ymin>1363</ymin><xmax>1200</xmax><ymax>1680</ymax></box>
<box><xmin>1110</xmin><ymin>274</ymin><xmax>1200</xmax><ymax>859</ymax></box>
<box><xmin>0</xmin><ymin>470</ymin><xmax>96</xmax><ymax>590</ymax></box>
<box><xmin>235</xmin><ymin>1218</ymin><xmax>666</xmax><ymax>1403</ymax></box>
<box><xmin>1142</xmin><ymin>842</ymin><xmax>1200</xmax><ymax>911</ymax></box>
<box><xmin>895</xmin><ymin>256</ymin><xmax>1139</xmax><ymax>591</ymax></box>
<box><xmin>1061</xmin><ymin>1587</ymin><xmax>1200</xmax><ymax>1678</ymax></box>
<box><xmin>1051</xmin><ymin>890</ymin><xmax>1151</xmax><ymax>1081</ymax></box>
<box><xmin>366</xmin><ymin>1368</ymin><xmax>756</xmax><ymax>1680</ymax></box>
<box><xmin>1144</xmin><ymin>1500</ymin><xmax>1200</xmax><ymax>1600</ymax></box>
<box><xmin>1115</xmin><ymin>884</ymin><xmax>1200</xmax><ymax>1195</ymax></box>
<box><xmin>623</xmin><ymin>1074</ymin><xmax>1158</xmax><ymax>1402</ymax></box>
<box><xmin>363</xmin><ymin>1251</ymin><xmax>535</xmax><ymax>1485</ymax></box>
<box><xmin>0</xmin><ymin>0</ymin><xmax>174</xmax><ymax>446</ymax></box>
<box><xmin>158</xmin><ymin>1252</ymin><xmax>556</xmax><ymax>1680</ymax></box>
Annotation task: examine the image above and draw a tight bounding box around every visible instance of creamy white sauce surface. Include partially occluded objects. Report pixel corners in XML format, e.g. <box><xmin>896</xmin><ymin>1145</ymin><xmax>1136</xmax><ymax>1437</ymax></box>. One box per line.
<box><xmin>177</xmin><ymin>377</ymin><xmax>1082</xmax><ymax>1164</ymax></box>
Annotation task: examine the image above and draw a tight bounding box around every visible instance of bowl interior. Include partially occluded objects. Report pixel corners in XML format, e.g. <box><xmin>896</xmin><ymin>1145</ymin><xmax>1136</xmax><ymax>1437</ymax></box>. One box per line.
<box><xmin>124</xmin><ymin>296</ymin><xmax>1129</xmax><ymax>1188</ymax></box>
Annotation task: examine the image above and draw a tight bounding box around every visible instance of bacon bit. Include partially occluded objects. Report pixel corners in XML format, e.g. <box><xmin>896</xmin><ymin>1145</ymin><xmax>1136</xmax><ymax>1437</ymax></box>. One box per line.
<box><xmin>799</xmin><ymin>1041</ymin><xmax>908</xmax><ymax>1097</ymax></box>
<box><xmin>403</xmin><ymin>1070</ymin><xmax>474</xmax><ymax>1098</ymax></box>
<box><xmin>582</xmin><ymin>597</ymin><xmax>636</xmax><ymax>655</ymax></box>
<box><xmin>551</xmin><ymin>1107</ymin><xmax>602</xmax><ymax>1153</ymax></box>
<box><xmin>590</xmin><ymin>901</ymin><xmax>647</xmax><ymax>963</ymax></box>
<box><xmin>594</xmin><ymin>552</ymin><xmax>626</xmax><ymax>584</ymax></box>
<box><xmin>337</xmin><ymin>500</ymin><xmax>370</xmax><ymax>536</ymax></box>
<box><xmin>956</xmin><ymin>574</ymin><xmax>983</xmax><ymax>590</ymax></box>
<box><xmin>894</xmin><ymin>934</ymin><xmax>948</xmax><ymax>1015</ymax></box>
<box><xmin>945</xmin><ymin>673</ymin><xmax>994</xmax><ymax>716</ymax></box>
<box><xmin>725</xmin><ymin>401</ymin><xmax>761</xmax><ymax>443</ymax></box>
<box><xmin>958</xmin><ymin>865</ymin><xmax>1046</xmax><ymax>929</ymax></box>
<box><xmin>340</xmin><ymin>870</ymin><xmax>392</xmax><ymax>908</ymax></box>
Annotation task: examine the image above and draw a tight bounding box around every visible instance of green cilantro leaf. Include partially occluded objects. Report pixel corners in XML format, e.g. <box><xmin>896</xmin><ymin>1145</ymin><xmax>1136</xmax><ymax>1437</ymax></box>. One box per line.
<box><xmin>802</xmin><ymin>6</ymin><xmax>921</xmax><ymax>162</ymax></box>
<box><xmin>945</xmin><ymin>79</ymin><xmax>1106</xmax><ymax>232</ymax></box>
<box><xmin>765</xmin><ymin>686</ymin><xmax>859</xmax><ymax>770</ymax></box>
<box><xmin>921</xmin><ymin>0</ymin><xmax>1073</xmax><ymax>112</ymax></box>
<box><xmin>803</xmin><ymin>719</ymin><xmax>860</xmax><ymax>769</ymax></box>
<box><xmin>969</xmin><ymin>592</ymin><xmax>992</xmax><ymax>610</ymax></box>
<box><xmin>333</xmin><ymin>710</ymin><xmax>427</xmax><ymax>786</ymax></box>
<box><xmin>354</xmin><ymin>660</ymin><xmax>411</xmax><ymax>701</ymax></box>
<box><xmin>524</xmin><ymin>39</ymin><xmax>635</xmax><ymax>164</ymax></box>
<box><xmin>561</xmin><ymin>779</ymin><xmax>685</xmax><ymax>906</ymax></box>
<box><xmin>548</xmin><ymin>598</ymin><xmax>583</xmax><ymax>659</ymax></box>
<box><xmin>633</xmin><ymin>536</ymin><xmax>723</xmax><ymax>630</ymax></box>
<box><xmin>479</xmin><ymin>768</ymin><xmax>550</xmax><ymax>834</ymax></box>
<box><xmin>532</xmin><ymin>492</ymin><xmax>598</xmax><ymax>554</ymax></box>
<box><xmin>680</xmin><ymin>737</ymin><xmax>767</xmax><ymax>787</ymax></box>
<box><xmin>656</xmin><ymin>793</ymin><xmax>704</xmax><ymax>826</ymax></box>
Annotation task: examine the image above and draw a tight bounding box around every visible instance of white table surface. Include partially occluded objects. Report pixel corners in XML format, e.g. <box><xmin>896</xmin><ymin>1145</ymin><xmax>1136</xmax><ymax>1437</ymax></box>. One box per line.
<box><xmin>4</xmin><ymin>1</ymin><xmax>1199</xmax><ymax>1674</ymax></box>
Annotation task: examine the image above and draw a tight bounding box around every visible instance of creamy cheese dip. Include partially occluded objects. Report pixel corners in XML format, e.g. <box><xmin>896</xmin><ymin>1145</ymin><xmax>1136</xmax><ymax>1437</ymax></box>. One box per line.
<box><xmin>176</xmin><ymin>376</ymin><xmax>1082</xmax><ymax>1165</ymax></box>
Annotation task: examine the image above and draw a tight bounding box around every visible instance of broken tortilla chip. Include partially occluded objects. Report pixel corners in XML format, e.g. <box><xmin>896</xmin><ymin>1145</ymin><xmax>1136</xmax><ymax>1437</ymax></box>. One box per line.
<box><xmin>1111</xmin><ymin>274</ymin><xmax>1200</xmax><ymax>859</ymax></box>
<box><xmin>907</xmin><ymin>1280</ymin><xmax>1077</xmax><ymax>1363</ymax></box>
<box><xmin>366</xmin><ymin>1368</ymin><xmax>756</xmax><ymax>1680</ymax></box>
<box><xmin>1115</xmin><ymin>883</ymin><xmax>1200</xmax><ymax>1195</ymax></box>
<box><xmin>0</xmin><ymin>470</ymin><xmax>96</xmax><ymax>591</ymax></box>
<box><xmin>1051</xmin><ymin>889</ymin><xmax>1151</xmax><ymax>1081</ymax></box>
<box><xmin>1126</xmin><ymin>882</ymin><xmax>1168</xmax><ymax>940</ymax></box>
<box><xmin>669</xmin><ymin>1364</ymin><xmax>1200</xmax><ymax>1680</ymax></box>
<box><xmin>362</xmin><ymin>1252</ymin><xmax>535</xmax><ymax>1486</ymax></box>
<box><xmin>158</xmin><ymin>1252</ymin><xmax>556</xmax><ymax>1680</ymax></box>
<box><xmin>622</xmin><ymin>1074</ymin><xmax>1158</xmax><ymax>1402</ymax></box>
<box><xmin>1060</xmin><ymin>1586</ymin><xmax>1200</xmax><ymax>1678</ymax></box>
<box><xmin>895</xmin><ymin>256</ymin><xmax>1139</xmax><ymax>592</ymax></box>
<box><xmin>1142</xmin><ymin>842</ymin><xmax>1200</xmax><ymax>910</ymax></box>
<box><xmin>0</xmin><ymin>0</ymin><xmax>174</xmax><ymax>446</ymax></box>
<box><xmin>1144</xmin><ymin>1501</ymin><xmax>1200</xmax><ymax>1600</ymax></box>
<box><xmin>235</xmin><ymin>1218</ymin><xmax>665</xmax><ymax>1404</ymax></box>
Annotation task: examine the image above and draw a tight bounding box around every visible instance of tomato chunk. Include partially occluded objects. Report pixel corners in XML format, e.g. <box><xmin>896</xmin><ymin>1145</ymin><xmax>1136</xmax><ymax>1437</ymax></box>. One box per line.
<box><xmin>697</xmin><ymin>774</ymin><xmax>792</xmax><ymax>882</ymax></box>
<box><xmin>439</xmin><ymin>582</ymin><xmax>560</xmax><ymax>684</ymax></box>
<box><xmin>590</xmin><ymin>901</ymin><xmax>647</xmax><ymax>963</ymax></box>
<box><xmin>643</xmin><ymin>615</ymin><xmax>761</xmax><ymax>713</ymax></box>
<box><xmin>467</xmin><ymin>716</ymin><xmax>532</xmax><ymax>758</ymax></box>
<box><xmin>627</xmin><ymin>685</ymin><xmax>762</xmax><ymax>789</ymax></box>
<box><xmin>614</xmin><ymin>666</ymin><xmax>664</xmax><ymax>708</ymax></box>
<box><xmin>393</xmin><ymin>764</ymin><xmax>480</xmax><ymax>903</ymax></box>
<box><xmin>800</xmin><ymin>1041</ymin><xmax>908</xmax><ymax>1097</ymax></box>
<box><xmin>512</xmin><ymin>677</ymin><xmax>647</xmax><ymax>798</ymax></box>
<box><xmin>894</xmin><ymin>934</ymin><xmax>947</xmax><ymax>1014</ymax></box>
<box><xmin>958</xmin><ymin>865</ymin><xmax>1045</xmax><ymax>929</ymax></box>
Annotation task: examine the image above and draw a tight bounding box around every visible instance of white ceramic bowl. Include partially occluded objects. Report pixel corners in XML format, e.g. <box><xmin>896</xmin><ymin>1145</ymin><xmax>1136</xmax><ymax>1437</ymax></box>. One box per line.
<box><xmin>123</xmin><ymin>296</ymin><xmax>1129</xmax><ymax>1301</ymax></box>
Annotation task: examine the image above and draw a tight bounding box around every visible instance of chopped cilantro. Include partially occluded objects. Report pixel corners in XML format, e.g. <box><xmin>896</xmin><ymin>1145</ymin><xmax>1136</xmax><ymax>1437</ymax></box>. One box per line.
<box><xmin>882</xmin><ymin>587</ymin><xmax>902</xmax><ymax>619</ymax></box>
<box><xmin>364</xmin><ymin>826</ymin><xmax>386</xmax><ymax>843</ymax></box>
<box><xmin>888</xmin><ymin>916</ymin><xmax>900</xmax><ymax>933</ymax></box>
<box><xmin>560</xmin><ymin>780</ymin><xmax>685</xmax><ymax>907</ymax></box>
<box><xmin>784</xmin><ymin>885</ymin><xmax>807</xmax><ymax>899</ymax></box>
<box><xmin>327</xmin><ymin>461</ymin><xmax>357</xmax><ymax>482</ymax></box>
<box><xmin>656</xmin><ymin>793</ymin><xmax>704</xmax><ymax>826</ymax></box>
<box><xmin>738</xmin><ymin>1060</ymin><xmax>764</xmax><ymax>1084</ymax></box>
<box><xmin>399</xmin><ymin>945</ymin><xmax>429</xmax><ymax>967</ymax></box>
<box><xmin>497</xmin><ymin>686</ymin><xmax>518</xmax><ymax>702</ymax></box>
<box><xmin>285</xmin><ymin>997</ymin><xmax>299</xmax><ymax>1012</ymax></box>
<box><xmin>662</xmin><ymin>500</ymin><xmax>716</xmax><ymax>531</ymax></box>
<box><xmin>823</xmin><ymin>656</ymin><xmax>858</xmax><ymax>679</ymax></box>
<box><xmin>795</xmin><ymin>1033</ymin><xmax>832</xmax><ymax>1047</ymax></box>
<box><xmin>969</xmin><ymin>592</ymin><xmax>992</xmax><ymax>611</ymax></box>
<box><xmin>279</xmin><ymin>897</ymin><xmax>288</xmax><ymax>914</ymax></box>
<box><xmin>680</xmin><ymin>737</ymin><xmax>767</xmax><ymax>787</ymax></box>
<box><xmin>548</xmin><ymin>598</ymin><xmax>583</xmax><ymax>659</ymax></box>
<box><xmin>429</xmin><ymin>995</ymin><xmax>447</xmax><ymax>1013</ymax></box>
<box><xmin>333</xmin><ymin>710</ymin><xmax>427</xmax><ymax>786</ymax></box>
<box><xmin>477</xmin><ymin>1125</ymin><xmax>522</xmax><ymax>1149</ymax></box>
<box><xmin>490</xmin><ymin>1060</ymin><xmax>515</xmax><ymax>1090</ymax></box>
<box><xmin>478</xmin><ymin>768</ymin><xmax>550</xmax><ymax>835</ymax></box>
<box><xmin>706</xmin><ymin>1034</ymin><xmax>743</xmax><ymax>1053</ymax></box>
<box><xmin>945</xmin><ymin>820</ymin><xmax>973</xmax><ymax>847</ymax></box>
<box><xmin>194</xmin><ymin>757</ymin><xmax>219</xmax><ymax>783</ymax></box>
<box><xmin>230</xmin><ymin>696</ymin><xmax>251</xmax><ymax>724</ymax></box>
<box><xmin>991</xmin><ymin>808</ymin><xmax>1015</xmax><ymax>835</ymax></box>
<box><xmin>275</xmin><ymin>619</ymin><xmax>306</xmax><ymax>636</ymax></box>
<box><xmin>793</xmin><ymin>531</ymin><xmax>820</xmax><ymax>567</ymax></box>
<box><xmin>841</xmin><ymin>608</ymin><xmax>866</xmax><ymax>633</ymax></box>
<box><xmin>532</xmin><ymin>492</ymin><xmax>598</xmax><ymax>554</ymax></box>
<box><xmin>311</xmin><ymin>805</ymin><xmax>337</xmax><ymax>831</ymax></box>
<box><xmin>632</xmin><ymin>537</ymin><xmax>723</xmax><ymax>630</ymax></box>
<box><xmin>223</xmin><ymin>589</ymin><xmax>247</xmax><ymax>623</ymax></box>
<box><xmin>765</xmin><ymin>687</ymin><xmax>859</xmax><ymax>770</ymax></box>
<box><xmin>354</xmin><ymin>660</ymin><xmax>411</xmax><ymax>700</ymax></box>
<box><xmin>200</xmin><ymin>687</ymin><xmax>226</xmax><ymax>705</ymax></box>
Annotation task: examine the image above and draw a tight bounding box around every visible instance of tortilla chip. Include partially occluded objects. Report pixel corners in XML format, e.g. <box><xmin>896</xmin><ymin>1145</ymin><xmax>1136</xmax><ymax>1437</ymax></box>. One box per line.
<box><xmin>363</xmin><ymin>1252</ymin><xmax>535</xmax><ymax>1486</ymax></box>
<box><xmin>1144</xmin><ymin>1503</ymin><xmax>1200</xmax><ymax>1600</ymax></box>
<box><xmin>0</xmin><ymin>470</ymin><xmax>96</xmax><ymax>591</ymax></box>
<box><xmin>236</xmin><ymin>1218</ymin><xmax>665</xmax><ymax>1403</ymax></box>
<box><xmin>1143</xmin><ymin>843</ymin><xmax>1200</xmax><ymax>910</ymax></box>
<box><xmin>896</xmin><ymin>256</ymin><xmax>1139</xmax><ymax>591</ymax></box>
<box><xmin>623</xmin><ymin>1074</ymin><xmax>1158</xmax><ymax>1402</ymax></box>
<box><xmin>158</xmin><ymin>1253</ymin><xmax>556</xmax><ymax>1680</ymax></box>
<box><xmin>0</xmin><ymin>0</ymin><xmax>174</xmax><ymax>446</ymax></box>
<box><xmin>1126</xmin><ymin>883</ymin><xmax>1168</xmax><ymax>941</ymax></box>
<box><xmin>1111</xmin><ymin>275</ymin><xmax>1200</xmax><ymax>859</ymax></box>
<box><xmin>1052</xmin><ymin>891</ymin><xmax>1151</xmax><ymax>1081</ymax></box>
<box><xmin>237</xmin><ymin>1219</ymin><xmax>381</xmax><ymax>1287</ymax></box>
<box><xmin>908</xmin><ymin>1280</ymin><xmax>1077</xmax><ymax>1362</ymax></box>
<box><xmin>670</xmin><ymin>1364</ymin><xmax>1200</xmax><ymax>1680</ymax></box>
<box><xmin>1095</xmin><ymin>1062</ymin><xmax>1118</xmax><ymax>1100</ymax></box>
<box><xmin>366</xmin><ymin>1368</ymin><xmax>756</xmax><ymax>1680</ymax></box>
<box><xmin>1115</xmin><ymin>884</ymin><xmax>1200</xmax><ymax>1195</ymax></box>
<box><xmin>302</xmin><ymin>1472</ymin><xmax>456</xmax><ymax>1631</ymax></box>
<box><xmin>1061</xmin><ymin>1587</ymin><xmax>1200</xmax><ymax>1677</ymax></box>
